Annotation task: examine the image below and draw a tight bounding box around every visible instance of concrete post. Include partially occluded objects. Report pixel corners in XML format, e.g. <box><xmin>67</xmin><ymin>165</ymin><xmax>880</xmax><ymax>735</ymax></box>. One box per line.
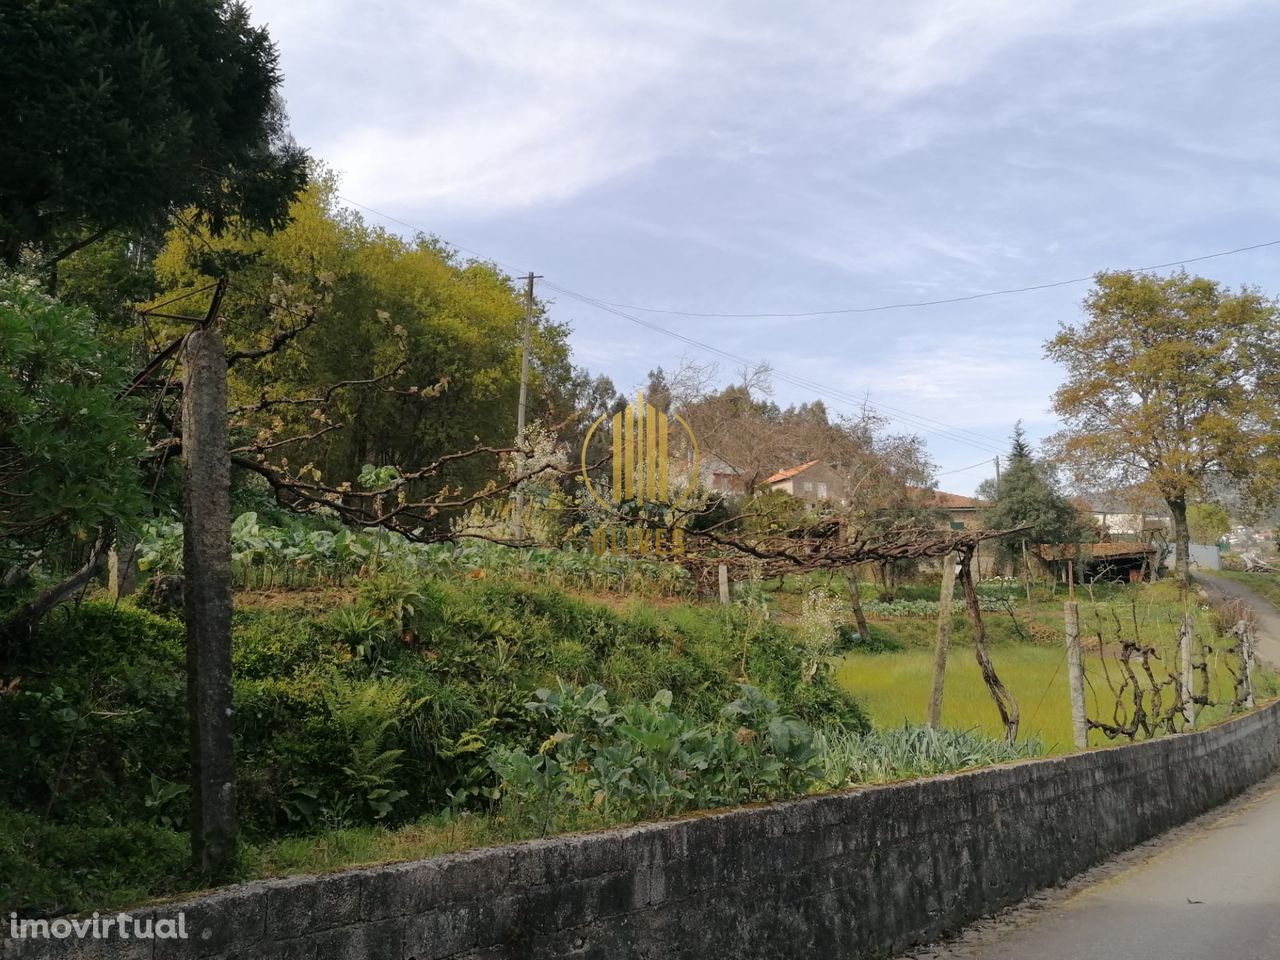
<box><xmin>718</xmin><ymin>564</ymin><xmax>730</xmax><ymax>605</ymax></box>
<box><xmin>1242</xmin><ymin>621</ymin><xmax>1257</xmax><ymax>710</ymax></box>
<box><xmin>108</xmin><ymin>531</ymin><xmax>139</xmax><ymax>598</ymax></box>
<box><xmin>1179</xmin><ymin>615</ymin><xmax>1196</xmax><ymax>727</ymax></box>
<box><xmin>927</xmin><ymin>551</ymin><xmax>957</xmax><ymax>729</ymax></box>
<box><xmin>182</xmin><ymin>329</ymin><xmax>237</xmax><ymax>876</ymax></box>
<box><xmin>1065</xmin><ymin>601</ymin><xmax>1088</xmax><ymax>749</ymax></box>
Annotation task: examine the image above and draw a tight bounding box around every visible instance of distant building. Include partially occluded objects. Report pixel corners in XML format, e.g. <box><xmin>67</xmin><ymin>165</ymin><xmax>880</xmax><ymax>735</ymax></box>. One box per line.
<box><xmin>1088</xmin><ymin>494</ymin><xmax>1169</xmax><ymax>539</ymax></box>
<box><xmin>766</xmin><ymin>460</ymin><xmax>848</xmax><ymax>506</ymax></box>
<box><xmin>669</xmin><ymin>449</ymin><xmax>746</xmax><ymax>497</ymax></box>
<box><xmin>700</xmin><ymin>452</ymin><xmax>746</xmax><ymax>495</ymax></box>
<box><xmin>905</xmin><ymin>487</ymin><xmax>982</xmax><ymax>530</ymax></box>
<box><xmin>1038</xmin><ymin>541</ymin><xmax>1164</xmax><ymax>582</ymax></box>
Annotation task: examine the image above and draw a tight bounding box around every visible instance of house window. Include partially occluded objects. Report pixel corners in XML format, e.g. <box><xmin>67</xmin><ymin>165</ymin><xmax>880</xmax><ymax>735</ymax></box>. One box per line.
<box><xmin>802</xmin><ymin>481</ymin><xmax>813</xmax><ymax>492</ymax></box>
<box><xmin>816</xmin><ymin>482</ymin><xmax>828</xmax><ymax>499</ymax></box>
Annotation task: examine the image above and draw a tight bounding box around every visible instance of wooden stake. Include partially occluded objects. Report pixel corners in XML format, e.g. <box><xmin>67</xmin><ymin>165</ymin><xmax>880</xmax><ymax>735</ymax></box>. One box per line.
<box><xmin>960</xmin><ymin>545</ymin><xmax>1019</xmax><ymax>741</ymax></box>
<box><xmin>927</xmin><ymin>551</ymin><xmax>957</xmax><ymax>729</ymax></box>
<box><xmin>1242</xmin><ymin>620</ymin><xmax>1257</xmax><ymax>710</ymax></box>
<box><xmin>1065</xmin><ymin>600</ymin><xmax>1087</xmax><ymax>749</ymax></box>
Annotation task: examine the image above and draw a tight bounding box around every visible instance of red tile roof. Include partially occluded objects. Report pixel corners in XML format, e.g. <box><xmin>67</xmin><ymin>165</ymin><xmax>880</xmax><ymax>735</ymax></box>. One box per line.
<box><xmin>766</xmin><ymin>460</ymin><xmax>820</xmax><ymax>484</ymax></box>
<box><xmin>932</xmin><ymin>491</ymin><xmax>981</xmax><ymax>509</ymax></box>
<box><xmin>1039</xmin><ymin>542</ymin><xmax>1157</xmax><ymax>560</ymax></box>
<box><xmin>907</xmin><ymin>486</ymin><xmax>981</xmax><ymax>509</ymax></box>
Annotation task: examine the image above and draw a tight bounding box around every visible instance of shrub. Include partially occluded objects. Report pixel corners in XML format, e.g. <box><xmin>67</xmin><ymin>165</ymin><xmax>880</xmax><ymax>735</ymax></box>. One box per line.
<box><xmin>814</xmin><ymin>724</ymin><xmax>1041</xmax><ymax>787</ymax></box>
<box><xmin>0</xmin><ymin>602</ymin><xmax>186</xmax><ymax>824</ymax></box>
<box><xmin>835</xmin><ymin>623</ymin><xmax>904</xmax><ymax>654</ymax></box>
<box><xmin>0</xmin><ymin>808</ymin><xmax>189</xmax><ymax>915</ymax></box>
<box><xmin>0</xmin><ymin>272</ymin><xmax>144</xmax><ymax>567</ymax></box>
<box><xmin>2</xmin><ymin>574</ymin><xmax>868</xmax><ymax>852</ymax></box>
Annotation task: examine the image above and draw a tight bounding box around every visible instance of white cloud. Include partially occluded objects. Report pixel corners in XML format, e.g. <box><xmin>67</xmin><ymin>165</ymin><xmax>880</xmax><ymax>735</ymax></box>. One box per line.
<box><xmin>250</xmin><ymin>0</ymin><xmax>1262</xmax><ymax>219</ymax></box>
<box><xmin>245</xmin><ymin>0</ymin><xmax>1278</xmax><ymax>476</ymax></box>
<box><xmin>251</xmin><ymin>0</ymin><xmax>760</xmax><ymax>213</ymax></box>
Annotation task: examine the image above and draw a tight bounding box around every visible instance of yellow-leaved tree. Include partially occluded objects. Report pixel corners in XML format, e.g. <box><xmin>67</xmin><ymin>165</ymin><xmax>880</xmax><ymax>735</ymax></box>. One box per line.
<box><xmin>1046</xmin><ymin>270</ymin><xmax>1280</xmax><ymax>586</ymax></box>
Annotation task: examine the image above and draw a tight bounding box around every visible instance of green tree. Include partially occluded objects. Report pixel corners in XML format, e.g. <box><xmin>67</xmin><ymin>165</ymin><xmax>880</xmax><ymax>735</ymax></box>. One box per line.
<box><xmin>1187</xmin><ymin>503</ymin><xmax>1231</xmax><ymax>546</ymax></box>
<box><xmin>978</xmin><ymin>423</ymin><xmax>1086</xmax><ymax>569</ymax></box>
<box><xmin>0</xmin><ymin>0</ymin><xmax>307</xmax><ymax>268</ymax></box>
<box><xmin>0</xmin><ymin>272</ymin><xmax>144</xmax><ymax>568</ymax></box>
<box><xmin>57</xmin><ymin>235</ymin><xmax>160</xmax><ymax>336</ymax></box>
<box><xmin>1047</xmin><ymin>271</ymin><xmax>1280</xmax><ymax>585</ymax></box>
<box><xmin>150</xmin><ymin>175</ymin><xmax>580</xmax><ymax>526</ymax></box>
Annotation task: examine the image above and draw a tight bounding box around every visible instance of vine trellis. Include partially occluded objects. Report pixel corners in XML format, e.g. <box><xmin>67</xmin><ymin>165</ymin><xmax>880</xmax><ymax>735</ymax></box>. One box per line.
<box><xmin>1084</xmin><ymin>596</ymin><xmax>1258</xmax><ymax>742</ymax></box>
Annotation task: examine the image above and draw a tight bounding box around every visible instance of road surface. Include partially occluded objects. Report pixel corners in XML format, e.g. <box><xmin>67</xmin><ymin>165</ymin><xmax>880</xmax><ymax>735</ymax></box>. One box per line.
<box><xmin>903</xmin><ymin>775</ymin><xmax>1280</xmax><ymax>960</ymax></box>
<box><xmin>899</xmin><ymin>572</ymin><xmax>1280</xmax><ymax>960</ymax></box>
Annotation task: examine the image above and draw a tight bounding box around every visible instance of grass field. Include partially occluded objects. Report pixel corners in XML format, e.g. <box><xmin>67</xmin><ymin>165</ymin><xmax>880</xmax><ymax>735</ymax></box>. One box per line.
<box><xmin>834</xmin><ymin>644</ymin><xmax>1267</xmax><ymax>754</ymax></box>
<box><xmin>836</xmin><ymin>646</ymin><xmax>1082</xmax><ymax>752</ymax></box>
<box><xmin>833</xmin><ymin>578</ymin><xmax>1279</xmax><ymax>753</ymax></box>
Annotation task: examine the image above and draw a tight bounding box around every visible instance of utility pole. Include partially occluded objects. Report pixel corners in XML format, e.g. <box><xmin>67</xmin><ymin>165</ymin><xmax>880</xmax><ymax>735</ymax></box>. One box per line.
<box><xmin>994</xmin><ymin>456</ymin><xmax>1000</xmax><ymax>484</ymax></box>
<box><xmin>516</xmin><ymin>272</ymin><xmax>537</xmax><ymax>439</ymax></box>
<box><xmin>513</xmin><ymin>272</ymin><xmax>541</xmax><ymax>543</ymax></box>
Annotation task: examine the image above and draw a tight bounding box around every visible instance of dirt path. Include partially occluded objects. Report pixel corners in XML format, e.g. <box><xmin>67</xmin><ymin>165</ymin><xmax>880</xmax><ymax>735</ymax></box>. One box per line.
<box><xmin>1195</xmin><ymin>571</ymin><xmax>1280</xmax><ymax>667</ymax></box>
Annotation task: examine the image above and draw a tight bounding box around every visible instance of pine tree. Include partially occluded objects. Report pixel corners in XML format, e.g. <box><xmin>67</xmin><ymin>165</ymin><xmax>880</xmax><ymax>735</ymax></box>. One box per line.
<box><xmin>983</xmin><ymin>423</ymin><xmax>1086</xmax><ymax>567</ymax></box>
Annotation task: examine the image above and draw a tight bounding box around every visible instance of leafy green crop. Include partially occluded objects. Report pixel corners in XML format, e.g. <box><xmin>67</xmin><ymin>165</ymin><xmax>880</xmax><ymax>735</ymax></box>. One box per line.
<box><xmin>489</xmin><ymin>682</ymin><xmax>825</xmax><ymax>827</ymax></box>
<box><xmin>862</xmin><ymin>597</ymin><xmax>1006</xmax><ymax>618</ymax></box>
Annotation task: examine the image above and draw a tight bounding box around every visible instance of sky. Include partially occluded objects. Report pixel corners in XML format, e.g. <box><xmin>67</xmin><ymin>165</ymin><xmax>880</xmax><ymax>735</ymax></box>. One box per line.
<box><xmin>245</xmin><ymin>0</ymin><xmax>1280</xmax><ymax>495</ymax></box>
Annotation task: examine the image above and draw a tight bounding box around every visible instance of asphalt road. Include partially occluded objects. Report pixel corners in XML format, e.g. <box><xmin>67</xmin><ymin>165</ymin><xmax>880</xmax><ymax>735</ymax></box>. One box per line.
<box><xmin>908</xmin><ymin>775</ymin><xmax>1280</xmax><ymax>960</ymax></box>
<box><xmin>900</xmin><ymin>571</ymin><xmax>1280</xmax><ymax>960</ymax></box>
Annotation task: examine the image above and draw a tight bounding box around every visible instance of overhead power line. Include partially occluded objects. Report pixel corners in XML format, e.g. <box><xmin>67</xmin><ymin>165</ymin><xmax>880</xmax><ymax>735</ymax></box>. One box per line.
<box><xmin>337</xmin><ymin>195</ymin><xmax>525</xmax><ymax>275</ymax></box>
<box><xmin>568</xmin><ymin>239</ymin><xmax>1280</xmax><ymax>319</ymax></box>
<box><xmin>542</xmin><ymin>280</ymin><xmax>1009</xmax><ymax>456</ymax></box>
<box><xmin>333</xmin><ymin>193</ymin><xmax>1008</xmax><ymax>452</ymax></box>
<box><xmin>332</xmin><ymin>193</ymin><xmax>1279</xmax><ymax>457</ymax></box>
<box><xmin>337</xmin><ymin>192</ymin><xmax>1279</xmax><ymax>319</ymax></box>
<box><xmin>936</xmin><ymin>458</ymin><xmax>1001</xmax><ymax>478</ymax></box>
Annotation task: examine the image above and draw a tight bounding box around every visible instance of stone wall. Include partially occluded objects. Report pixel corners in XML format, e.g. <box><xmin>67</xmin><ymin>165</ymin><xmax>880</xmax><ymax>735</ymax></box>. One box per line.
<box><xmin>9</xmin><ymin>701</ymin><xmax>1280</xmax><ymax>960</ymax></box>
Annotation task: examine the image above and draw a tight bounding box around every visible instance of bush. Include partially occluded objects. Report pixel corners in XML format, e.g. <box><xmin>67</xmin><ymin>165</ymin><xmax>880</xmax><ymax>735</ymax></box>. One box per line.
<box><xmin>0</xmin><ymin>272</ymin><xmax>145</xmax><ymax>567</ymax></box>
<box><xmin>835</xmin><ymin>623</ymin><xmax>904</xmax><ymax>654</ymax></box>
<box><xmin>1</xmin><ymin>568</ymin><xmax>875</xmax><ymax>915</ymax></box>
<box><xmin>489</xmin><ymin>683</ymin><xmax>1040</xmax><ymax>831</ymax></box>
<box><xmin>814</xmin><ymin>724</ymin><xmax>1041</xmax><ymax>786</ymax></box>
<box><xmin>0</xmin><ymin>602</ymin><xmax>186</xmax><ymax>824</ymax></box>
<box><xmin>0</xmin><ymin>808</ymin><xmax>189</xmax><ymax>915</ymax></box>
